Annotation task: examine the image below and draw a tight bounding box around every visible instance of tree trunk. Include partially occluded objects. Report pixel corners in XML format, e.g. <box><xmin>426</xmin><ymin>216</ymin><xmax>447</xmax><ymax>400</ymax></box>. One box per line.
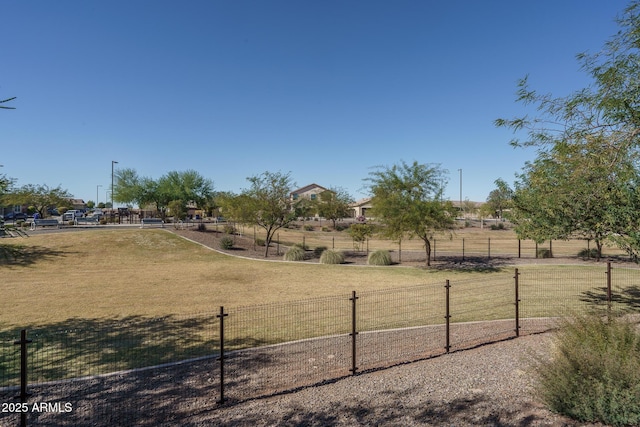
<box><xmin>424</xmin><ymin>238</ymin><xmax>431</xmax><ymax>267</ymax></box>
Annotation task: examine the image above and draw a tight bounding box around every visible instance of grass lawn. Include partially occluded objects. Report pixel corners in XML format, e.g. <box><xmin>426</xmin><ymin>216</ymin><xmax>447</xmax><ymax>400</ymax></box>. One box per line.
<box><xmin>0</xmin><ymin>228</ymin><xmax>635</xmax><ymax>329</ymax></box>
<box><xmin>1</xmin><ymin>228</ymin><xmax>638</xmax><ymax>383</ymax></box>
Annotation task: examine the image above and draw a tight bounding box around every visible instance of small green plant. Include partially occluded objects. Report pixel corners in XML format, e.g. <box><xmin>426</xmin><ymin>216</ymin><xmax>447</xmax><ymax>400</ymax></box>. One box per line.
<box><xmin>537</xmin><ymin>248</ymin><xmax>552</xmax><ymax>258</ymax></box>
<box><xmin>490</xmin><ymin>222</ymin><xmax>505</xmax><ymax>230</ymax></box>
<box><xmin>578</xmin><ymin>248</ymin><xmax>600</xmax><ymax>258</ymax></box>
<box><xmin>304</xmin><ymin>224</ymin><xmax>314</xmax><ymax>231</ymax></box>
<box><xmin>535</xmin><ymin>314</ymin><xmax>640</xmax><ymax>426</ymax></box>
<box><xmin>283</xmin><ymin>246</ymin><xmax>305</xmax><ymax>261</ymax></box>
<box><xmin>368</xmin><ymin>250</ymin><xmax>392</xmax><ymax>266</ymax></box>
<box><xmin>255</xmin><ymin>238</ymin><xmax>265</xmax><ymax>247</ymax></box>
<box><xmin>314</xmin><ymin>246</ymin><xmax>328</xmax><ymax>257</ymax></box>
<box><xmin>319</xmin><ymin>249</ymin><xmax>344</xmax><ymax>264</ymax></box>
<box><xmin>220</xmin><ymin>236</ymin><xmax>234</xmax><ymax>250</ymax></box>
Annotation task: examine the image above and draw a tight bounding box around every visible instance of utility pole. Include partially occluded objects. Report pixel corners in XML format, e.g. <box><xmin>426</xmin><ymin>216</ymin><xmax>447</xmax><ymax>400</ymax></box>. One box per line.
<box><xmin>111</xmin><ymin>160</ymin><xmax>118</xmax><ymax>210</ymax></box>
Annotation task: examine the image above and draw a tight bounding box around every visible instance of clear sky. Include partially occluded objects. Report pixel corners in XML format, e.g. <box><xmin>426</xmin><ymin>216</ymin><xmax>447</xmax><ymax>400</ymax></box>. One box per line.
<box><xmin>1</xmin><ymin>0</ymin><xmax>631</xmax><ymax>205</ymax></box>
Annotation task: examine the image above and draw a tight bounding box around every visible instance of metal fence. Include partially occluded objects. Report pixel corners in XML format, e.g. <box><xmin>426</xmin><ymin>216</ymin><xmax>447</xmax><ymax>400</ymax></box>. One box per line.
<box><xmin>1</xmin><ymin>264</ymin><xmax>639</xmax><ymax>426</ymax></box>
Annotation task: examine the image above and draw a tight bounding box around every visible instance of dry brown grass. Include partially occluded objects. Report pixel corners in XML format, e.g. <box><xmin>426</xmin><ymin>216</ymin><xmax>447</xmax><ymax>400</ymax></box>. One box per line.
<box><xmin>0</xmin><ymin>229</ymin><xmax>474</xmax><ymax>328</ymax></box>
<box><xmin>1</xmin><ymin>228</ymin><xmax>635</xmax><ymax>330</ymax></box>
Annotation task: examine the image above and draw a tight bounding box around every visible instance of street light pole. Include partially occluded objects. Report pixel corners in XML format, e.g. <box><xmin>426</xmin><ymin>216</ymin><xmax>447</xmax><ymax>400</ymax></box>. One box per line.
<box><xmin>96</xmin><ymin>185</ymin><xmax>102</xmax><ymax>207</ymax></box>
<box><xmin>458</xmin><ymin>168</ymin><xmax>463</xmax><ymax>218</ymax></box>
<box><xmin>111</xmin><ymin>161</ymin><xmax>118</xmax><ymax>210</ymax></box>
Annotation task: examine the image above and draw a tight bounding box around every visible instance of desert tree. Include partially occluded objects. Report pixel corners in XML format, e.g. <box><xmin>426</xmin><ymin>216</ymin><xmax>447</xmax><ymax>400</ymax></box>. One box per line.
<box><xmin>366</xmin><ymin>160</ymin><xmax>456</xmax><ymax>267</ymax></box>
<box><xmin>496</xmin><ymin>1</ymin><xmax>640</xmax><ymax>258</ymax></box>
<box><xmin>484</xmin><ymin>178</ymin><xmax>513</xmax><ymax>220</ymax></box>
<box><xmin>5</xmin><ymin>184</ymin><xmax>72</xmax><ymax>217</ymax></box>
<box><xmin>316</xmin><ymin>187</ymin><xmax>354</xmax><ymax>229</ymax></box>
<box><xmin>222</xmin><ymin>171</ymin><xmax>297</xmax><ymax>257</ymax></box>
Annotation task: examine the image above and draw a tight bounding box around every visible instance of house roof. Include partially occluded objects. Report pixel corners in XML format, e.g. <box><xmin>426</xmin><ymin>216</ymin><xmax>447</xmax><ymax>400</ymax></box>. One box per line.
<box><xmin>291</xmin><ymin>183</ymin><xmax>327</xmax><ymax>195</ymax></box>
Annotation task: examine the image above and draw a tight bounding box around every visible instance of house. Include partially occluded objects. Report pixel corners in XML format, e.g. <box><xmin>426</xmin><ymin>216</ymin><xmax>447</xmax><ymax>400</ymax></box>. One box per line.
<box><xmin>290</xmin><ymin>184</ymin><xmax>327</xmax><ymax>202</ymax></box>
<box><xmin>67</xmin><ymin>198</ymin><xmax>87</xmax><ymax>210</ymax></box>
<box><xmin>350</xmin><ymin>197</ymin><xmax>373</xmax><ymax>219</ymax></box>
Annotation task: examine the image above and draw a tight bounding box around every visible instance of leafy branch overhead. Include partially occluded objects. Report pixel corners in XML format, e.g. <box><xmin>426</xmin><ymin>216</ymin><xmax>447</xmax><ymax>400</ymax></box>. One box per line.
<box><xmin>0</xmin><ymin>96</ymin><xmax>16</xmax><ymax>109</ymax></box>
<box><xmin>496</xmin><ymin>1</ymin><xmax>640</xmax><ymax>259</ymax></box>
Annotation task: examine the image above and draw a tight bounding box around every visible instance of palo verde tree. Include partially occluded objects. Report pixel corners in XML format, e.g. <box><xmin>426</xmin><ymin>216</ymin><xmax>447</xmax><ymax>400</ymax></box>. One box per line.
<box><xmin>316</xmin><ymin>186</ymin><xmax>354</xmax><ymax>229</ymax></box>
<box><xmin>496</xmin><ymin>1</ymin><xmax>640</xmax><ymax>258</ymax></box>
<box><xmin>221</xmin><ymin>171</ymin><xmax>297</xmax><ymax>257</ymax></box>
<box><xmin>366</xmin><ymin>160</ymin><xmax>456</xmax><ymax>267</ymax></box>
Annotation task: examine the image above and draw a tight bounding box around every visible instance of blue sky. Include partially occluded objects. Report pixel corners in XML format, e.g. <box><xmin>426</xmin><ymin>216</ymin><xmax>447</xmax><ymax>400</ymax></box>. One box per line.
<box><xmin>1</xmin><ymin>0</ymin><xmax>630</xmax><ymax>205</ymax></box>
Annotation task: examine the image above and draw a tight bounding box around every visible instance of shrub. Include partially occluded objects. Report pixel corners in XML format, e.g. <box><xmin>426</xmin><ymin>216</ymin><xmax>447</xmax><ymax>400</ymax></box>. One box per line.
<box><xmin>283</xmin><ymin>246</ymin><xmax>305</xmax><ymax>261</ymax></box>
<box><xmin>319</xmin><ymin>249</ymin><xmax>344</xmax><ymax>264</ymax></box>
<box><xmin>368</xmin><ymin>250</ymin><xmax>392</xmax><ymax>266</ymax></box>
<box><xmin>490</xmin><ymin>222</ymin><xmax>505</xmax><ymax>230</ymax></box>
<box><xmin>196</xmin><ymin>222</ymin><xmax>207</xmax><ymax>232</ymax></box>
<box><xmin>304</xmin><ymin>224</ymin><xmax>314</xmax><ymax>231</ymax></box>
<box><xmin>223</xmin><ymin>224</ymin><xmax>236</xmax><ymax>234</ymax></box>
<box><xmin>314</xmin><ymin>246</ymin><xmax>328</xmax><ymax>257</ymax></box>
<box><xmin>292</xmin><ymin>242</ymin><xmax>309</xmax><ymax>251</ymax></box>
<box><xmin>578</xmin><ymin>248</ymin><xmax>600</xmax><ymax>258</ymax></box>
<box><xmin>219</xmin><ymin>236</ymin><xmax>234</xmax><ymax>250</ymax></box>
<box><xmin>255</xmin><ymin>238</ymin><xmax>265</xmax><ymax>247</ymax></box>
<box><xmin>537</xmin><ymin>248</ymin><xmax>552</xmax><ymax>258</ymax></box>
<box><xmin>535</xmin><ymin>314</ymin><xmax>640</xmax><ymax>426</ymax></box>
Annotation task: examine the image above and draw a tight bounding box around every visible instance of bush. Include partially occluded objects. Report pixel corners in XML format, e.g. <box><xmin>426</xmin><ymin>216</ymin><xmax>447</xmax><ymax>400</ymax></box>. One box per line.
<box><xmin>220</xmin><ymin>236</ymin><xmax>234</xmax><ymax>250</ymax></box>
<box><xmin>368</xmin><ymin>250</ymin><xmax>392</xmax><ymax>266</ymax></box>
<box><xmin>537</xmin><ymin>248</ymin><xmax>552</xmax><ymax>258</ymax></box>
<box><xmin>314</xmin><ymin>246</ymin><xmax>328</xmax><ymax>257</ymax></box>
<box><xmin>304</xmin><ymin>224</ymin><xmax>314</xmax><ymax>231</ymax></box>
<box><xmin>196</xmin><ymin>222</ymin><xmax>207</xmax><ymax>232</ymax></box>
<box><xmin>578</xmin><ymin>248</ymin><xmax>600</xmax><ymax>258</ymax></box>
<box><xmin>535</xmin><ymin>314</ymin><xmax>640</xmax><ymax>426</ymax></box>
<box><xmin>319</xmin><ymin>249</ymin><xmax>344</xmax><ymax>264</ymax></box>
<box><xmin>283</xmin><ymin>246</ymin><xmax>305</xmax><ymax>261</ymax></box>
<box><xmin>223</xmin><ymin>224</ymin><xmax>236</xmax><ymax>234</ymax></box>
<box><xmin>490</xmin><ymin>222</ymin><xmax>505</xmax><ymax>230</ymax></box>
<box><xmin>255</xmin><ymin>238</ymin><xmax>265</xmax><ymax>247</ymax></box>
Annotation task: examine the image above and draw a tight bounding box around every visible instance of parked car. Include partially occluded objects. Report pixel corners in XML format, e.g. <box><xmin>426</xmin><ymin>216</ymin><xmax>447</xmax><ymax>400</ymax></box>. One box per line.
<box><xmin>62</xmin><ymin>210</ymin><xmax>84</xmax><ymax>221</ymax></box>
<box><xmin>4</xmin><ymin>212</ymin><xmax>28</xmax><ymax>220</ymax></box>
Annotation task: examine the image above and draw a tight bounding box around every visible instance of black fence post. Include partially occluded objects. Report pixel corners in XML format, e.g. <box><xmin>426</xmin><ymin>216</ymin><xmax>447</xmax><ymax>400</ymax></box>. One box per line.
<box><xmin>217</xmin><ymin>306</ymin><xmax>228</xmax><ymax>404</ymax></box>
<box><xmin>606</xmin><ymin>262</ymin><xmax>612</xmax><ymax>319</ymax></box>
<box><xmin>445</xmin><ymin>280</ymin><xmax>451</xmax><ymax>353</ymax></box>
<box><xmin>514</xmin><ymin>269</ymin><xmax>520</xmax><ymax>338</ymax></box>
<box><xmin>14</xmin><ymin>329</ymin><xmax>32</xmax><ymax>427</ymax></box>
<box><xmin>349</xmin><ymin>291</ymin><xmax>358</xmax><ymax>375</ymax></box>
<box><xmin>518</xmin><ymin>239</ymin><xmax>521</xmax><ymax>258</ymax></box>
<box><xmin>488</xmin><ymin>238</ymin><xmax>491</xmax><ymax>260</ymax></box>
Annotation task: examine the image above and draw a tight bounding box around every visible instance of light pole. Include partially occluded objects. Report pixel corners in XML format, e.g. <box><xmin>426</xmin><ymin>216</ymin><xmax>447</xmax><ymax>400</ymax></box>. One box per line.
<box><xmin>111</xmin><ymin>160</ymin><xmax>118</xmax><ymax>210</ymax></box>
<box><xmin>96</xmin><ymin>185</ymin><xmax>102</xmax><ymax>207</ymax></box>
<box><xmin>458</xmin><ymin>168</ymin><xmax>463</xmax><ymax>218</ymax></box>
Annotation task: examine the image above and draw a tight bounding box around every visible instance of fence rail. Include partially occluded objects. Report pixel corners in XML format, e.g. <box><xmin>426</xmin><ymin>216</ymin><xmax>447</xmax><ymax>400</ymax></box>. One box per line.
<box><xmin>1</xmin><ymin>264</ymin><xmax>639</xmax><ymax>426</ymax></box>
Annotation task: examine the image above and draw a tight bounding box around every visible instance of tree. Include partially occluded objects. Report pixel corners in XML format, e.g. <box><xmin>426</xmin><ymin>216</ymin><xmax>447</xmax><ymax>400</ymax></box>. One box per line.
<box><xmin>316</xmin><ymin>187</ymin><xmax>354</xmax><ymax>229</ymax></box>
<box><xmin>114</xmin><ymin>168</ymin><xmax>213</xmax><ymax>218</ymax></box>
<box><xmin>510</xmin><ymin>136</ymin><xmax>640</xmax><ymax>258</ymax></box>
<box><xmin>484</xmin><ymin>178</ymin><xmax>513</xmax><ymax>220</ymax></box>
<box><xmin>366</xmin><ymin>161</ymin><xmax>456</xmax><ymax>267</ymax></box>
<box><xmin>496</xmin><ymin>1</ymin><xmax>640</xmax><ymax>258</ymax></box>
<box><xmin>5</xmin><ymin>184</ymin><xmax>72</xmax><ymax>217</ymax></box>
<box><xmin>221</xmin><ymin>171</ymin><xmax>297</xmax><ymax>257</ymax></box>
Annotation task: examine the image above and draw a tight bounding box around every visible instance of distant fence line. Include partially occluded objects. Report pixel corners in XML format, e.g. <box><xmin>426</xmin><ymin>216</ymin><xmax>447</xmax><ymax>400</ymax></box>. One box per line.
<box><xmin>1</xmin><ymin>264</ymin><xmax>639</xmax><ymax>426</ymax></box>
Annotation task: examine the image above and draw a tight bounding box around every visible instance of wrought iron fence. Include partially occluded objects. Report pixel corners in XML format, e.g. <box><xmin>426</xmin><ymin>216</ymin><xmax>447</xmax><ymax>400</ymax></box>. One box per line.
<box><xmin>1</xmin><ymin>263</ymin><xmax>639</xmax><ymax>426</ymax></box>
